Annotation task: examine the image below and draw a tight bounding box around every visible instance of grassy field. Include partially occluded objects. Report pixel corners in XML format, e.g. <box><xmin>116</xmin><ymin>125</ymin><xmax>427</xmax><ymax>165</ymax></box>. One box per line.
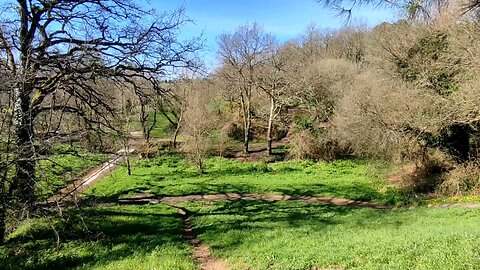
<box><xmin>187</xmin><ymin>200</ymin><xmax>480</xmax><ymax>270</ymax></box>
<box><xmin>2</xmin><ymin>201</ymin><xmax>478</xmax><ymax>270</ymax></box>
<box><xmin>3</xmin><ymin>153</ymin><xmax>480</xmax><ymax>270</ymax></box>
<box><xmin>36</xmin><ymin>145</ymin><xmax>107</xmax><ymax>200</ymax></box>
<box><xmin>0</xmin><ymin>205</ymin><xmax>197</xmax><ymax>270</ymax></box>
<box><xmin>84</xmin><ymin>155</ymin><xmax>408</xmax><ymax>205</ymax></box>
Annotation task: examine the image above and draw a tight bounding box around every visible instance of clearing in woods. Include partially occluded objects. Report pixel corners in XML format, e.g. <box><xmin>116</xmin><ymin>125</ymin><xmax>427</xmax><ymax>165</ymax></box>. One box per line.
<box><xmin>2</xmin><ymin>155</ymin><xmax>480</xmax><ymax>270</ymax></box>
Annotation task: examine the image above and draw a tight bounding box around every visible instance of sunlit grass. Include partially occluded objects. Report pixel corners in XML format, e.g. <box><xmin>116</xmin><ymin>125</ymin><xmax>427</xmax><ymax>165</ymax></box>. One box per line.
<box><xmin>85</xmin><ymin>156</ymin><xmax>408</xmax><ymax>205</ymax></box>
<box><xmin>36</xmin><ymin>145</ymin><xmax>107</xmax><ymax>200</ymax></box>
<box><xmin>1</xmin><ymin>205</ymin><xmax>197</xmax><ymax>270</ymax></box>
<box><xmin>188</xmin><ymin>200</ymin><xmax>480</xmax><ymax>270</ymax></box>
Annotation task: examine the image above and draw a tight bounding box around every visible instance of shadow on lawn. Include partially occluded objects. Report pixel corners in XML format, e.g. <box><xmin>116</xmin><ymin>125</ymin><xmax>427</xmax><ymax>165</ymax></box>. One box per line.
<box><xmin>1</xmin><ymin>206</ymin><xmax>185</xmax><ymax>270</ymax></box>
<box><xmin>85</xmin><ymin>156</ymin><xmax>408</xmax><ymax>205</ymax></box>
<box><xmin>2</xmin><ymin>199</ymin><xmax>402</xmax><ymax>270</ymax></box>
<box><xmin>188</xmin><ymin>200</ymin><xmax>393</xmax><ymax>251</ymax></box>
<box><xmin>85</xmin><ymin>180</ymin><xmax>404</xmax><ymax>206</ymax></box>
<box><xmin>129</xmin><ymin>162</ymin><xmax>302</xmax><ymax>182</ymax></box>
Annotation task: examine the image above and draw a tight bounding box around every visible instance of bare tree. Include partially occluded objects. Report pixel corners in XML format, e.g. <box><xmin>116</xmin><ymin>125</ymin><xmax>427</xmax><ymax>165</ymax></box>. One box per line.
<box><xmin>180</xmin><ymin>79</ymin><xmax>217</xmax><ymax>172</ymax></box>
<box><xmin>217</xmin><ymin>23</ymin><xmax>275</xmax><ymax>153</ymax></box>
<box><xmin>0</xmin><ymin>0</ymin><xmax>200</xmax><ymax>244</ymax></box>
<box><xmin>256</xmin><ymin>44</ymin><xmax>292</xmax><ymax>155</ymax></box>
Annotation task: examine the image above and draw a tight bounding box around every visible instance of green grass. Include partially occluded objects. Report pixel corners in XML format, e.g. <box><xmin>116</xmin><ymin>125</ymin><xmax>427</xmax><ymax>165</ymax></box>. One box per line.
<box><xmin>187</xmin><ymin>200</ymin><xmax>480</xmax><ymax>270</ymax></box>
<box><xmin>36</xmin><ymin>145</ymin><xmax>107</xmax><ymax>200</ymax></box>
<box><xmin>85</xmin><ymin>156</ymin><xmax>407</xmax><ymax>205</ymax></box>
<box><xmin>5</xmin><ymin>153</ymin><xmax>480</xmax><ymax>270</ymax></box>
<box><xmin>0</xmin><ymin>205</ymin><xmax>197</xmax><ymax>270</ymax></box>
<box><xmin>425</xmin><ymin>195</ymin><xmax>480</xmax><ymax>204</ymax></box>
<box><xmin>130</xmin><ymin>112</ymin><xmax>176</xmax><ymax>139</ymax></box>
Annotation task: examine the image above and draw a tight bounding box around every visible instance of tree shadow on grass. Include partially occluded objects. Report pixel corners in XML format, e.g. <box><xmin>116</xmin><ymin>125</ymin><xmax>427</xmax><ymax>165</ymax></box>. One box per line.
<box><xmin>1</xmin><ymin>205</ymin><xmax>188</xmax><ymax>270</ymax></box>
<box><xmin>84</xmin><ymin>156</ymin><xmax>408</xmax><ymax>205</ymax></box>
<box><xmin>187</xmin><ymin>200</ymin><xmax>395</xmax><ymax>252</ymax></box>
<box><xmin>84</xmin><ymin>180</ymin><xmax>399</xmax><ymax>207</ymax></box>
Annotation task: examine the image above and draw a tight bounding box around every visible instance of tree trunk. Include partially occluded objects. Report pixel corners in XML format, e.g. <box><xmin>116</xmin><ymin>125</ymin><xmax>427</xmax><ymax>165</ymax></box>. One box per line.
<box><xmin>0</xmin><ymin>169</ymin><xmax>6</xmax><ymax>245</ymax></box>
<box><xmin>126</xmin><ymin>154</ymin><xmax>132</xmax><ymax>176</ymax></box>
<box><xmin>267</xmin><ymin>96</ymin><xmax>275</xmax><ymax>155</ymax></box>
<box><xmin>12</xmin><ymin>86</ymin><xmax>36</xmax><ymax>207</ymax></box>
<box><xmin>123</xmin><ymin>139</ymin><xmax>132</xmax><ymax>176</ymax></box>
<box><xmin>171</xmin><ymin>112</ymin><xmax>183</xmax><ymax>149</ymax></box>
<box><xmin>172</xmin><ymin>126</ymin><xmax>180</xmax><ymax>148</ymax></box>
<box><xmin>244</xmin><ymin>117</ymin><xmax>251</xmax><ymax>154</ymax></box>
<box><xmin>241</xmin><ymin>94</ymin><xmax>251</xmax><ymax>154</ymax></box>
<box><xmin>140</xmin><ymin>104</ymin><xmax>157</xmax><ymax>146</ymax></box>
<box><xmin>0</xmin><ymin>195</ymin><xmax>5</xmax><ymax>245</ymax></box>
<box><xmin>0</xmin><ymin>205</ymin><xmax>5</xmax><ymax>245</ymax></box>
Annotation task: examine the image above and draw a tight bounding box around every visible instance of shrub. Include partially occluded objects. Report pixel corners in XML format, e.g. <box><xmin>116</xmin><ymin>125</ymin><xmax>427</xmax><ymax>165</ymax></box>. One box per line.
<box><xmin>273</xmin><ymin>127</ymin><xmax>288</xmax><ymax>141</ymax></box>
<box><xmin>438</xmin><ymin>161</ymin><xmax>480</xmax><ymax>196</ymax></box>
<box><xmin>293</xmin><ymin>115</ymin><xmax>313</xmax><ymax>132</ymax></box>
<box><xmin>223</xmin><ymin>123</ymin><xmax>244</xmax><ymax>141</ymax></box>
<box><xmin>388</xmin><ymin>150</ymin><xmax>451</xmax><ymax>193</ymax></box>
<box><xmin>137</xmin><ymin>142</ymin><xmax>161</xmax><ymax>158</ymax></box>
<box><xmin>288</xmin><ymin>129</ymin><xmax>347</xmax><ymax>161</ymax></box>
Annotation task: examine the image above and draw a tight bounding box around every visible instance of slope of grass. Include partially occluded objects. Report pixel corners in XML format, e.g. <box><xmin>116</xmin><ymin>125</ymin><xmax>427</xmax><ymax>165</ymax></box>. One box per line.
<box><xmin>36</xmin><ymin>145</ymin><xmax>107</xmax><ymax>200</ymax></box>
<box><xmin>85</xmin><ymin>156</ymin><xmax>407</xmax><ymax>205</ymax></box>
<box><xmin>0</xmin><ymin>205</ymin><xmax>197</xmax><ymax>270</ymax></box>
<box><xmin>188</xmin><ymin>200</ymin><xmax>480</xmax><ymax>270</ymax></box>
<box><xmin>129</xmin><ymin>112</ymin><xmax>176</xmax><ymax>139</ymax></box>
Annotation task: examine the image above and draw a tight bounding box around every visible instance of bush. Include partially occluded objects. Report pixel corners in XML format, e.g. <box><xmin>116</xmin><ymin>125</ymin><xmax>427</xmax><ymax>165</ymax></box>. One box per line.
<box><xmin>288</xmin><ymin>129</ymin><xmax>347</xmax><ymax>161</ymax></box>
<box><xmin>292</xmin><ymin>115</ymin><xmax>313</xmax><ymax>132</ymax></box>
<box><xmin>223</xmin><ymin>123</ymin><xmax>244</xmax><ymax>141</ymax></box>
<box><xmin>273</xmin><ymin>127</ymin><xmax>288</xmax><ymax>141</ymax></box>
<box><xmin>438</xmin><ymin>161</ymin><xmax>480</xmax><ymax>196</ymax></box>
<box><xmin>388</xmin><ymin>151</ymin><xmax>451</xmax><ymax>193</ymax></box>
<box><xmin>137</xmin><ymin>142</ymin><xmax>161</xmax><ymax>158</ymax></box>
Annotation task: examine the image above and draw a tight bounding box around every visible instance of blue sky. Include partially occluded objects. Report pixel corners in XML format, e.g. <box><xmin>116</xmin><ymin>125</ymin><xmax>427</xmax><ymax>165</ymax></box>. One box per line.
<box><xmin>0</xmin><ymin>0</ymin><xmax>398</xmax><ymax>70</ymax></box>
<box><xmin>149</xmin><ymin>0</ymin><xmax>398</xmax><ymax>69</ymax></box>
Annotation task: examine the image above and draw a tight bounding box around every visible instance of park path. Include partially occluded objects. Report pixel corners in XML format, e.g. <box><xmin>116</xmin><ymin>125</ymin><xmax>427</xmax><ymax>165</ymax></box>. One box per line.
<box><xmin>118</xmin><ymin>193</ymin><xmax>480</xmax><ymax>210</ymax></box>
<box><xmin>117</xmin><ymin>193</ymin><xmax>389</xmax><ymax>270</ymax></box>
<box><xmin>46</xmin><ymin>131</ymin><xmax>143</xmax><ymax>204</ymax></box>
<box><xmin>169</xmin><ymin>204</ymin><xmax>231</xmax><ymax>270</ymax></box>
<box><xmin>117</xmin><ymin>193</ymin><xmax>388</xmax><ymax>270</ymax></box>
<box><xmin>118</xmin><ymin>193</ymin><xmax>388</xmax><ymax>209</ymax></box>
<box><xmin>45</xmin><ymin>132</ymin><xmax>230</xmax><ymax>270</ymax></box>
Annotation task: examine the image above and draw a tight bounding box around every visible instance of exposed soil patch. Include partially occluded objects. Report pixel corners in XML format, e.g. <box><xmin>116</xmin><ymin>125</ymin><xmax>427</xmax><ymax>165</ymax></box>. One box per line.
<box><xmin>118</xmin><ymin>193</ymin><xmax>388</xmax><ymax>209</ymax></box>
<box><xmin>168</xmin><ymin>204</ymin><xmax>230</xmax><ymax>270</ymax></box>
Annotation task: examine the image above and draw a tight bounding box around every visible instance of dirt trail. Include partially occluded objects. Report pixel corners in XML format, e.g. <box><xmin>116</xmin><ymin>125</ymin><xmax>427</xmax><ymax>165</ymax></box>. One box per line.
<box><xmin>118</xmin><ymin>193</ymin><xmax>388</xmax><ymax>209</ymax></box>
<box><xmin>117</xmin><ymin>193</ymin><xmax>387</xmax><ymax>270</ymax></box>
<box><xmin>168</xmin><ymin>205</ymin><xmax>230</xmax><ymax>270</ymax></box>
<box><xmin>47</xmin><ymin>132</ymin><xmax>142</xmax><ymax>204</ymax></box>
<box><xmin>118</xmin><ymin>193</ymin><xmax>480</xmax><ymax>209</ymax></box>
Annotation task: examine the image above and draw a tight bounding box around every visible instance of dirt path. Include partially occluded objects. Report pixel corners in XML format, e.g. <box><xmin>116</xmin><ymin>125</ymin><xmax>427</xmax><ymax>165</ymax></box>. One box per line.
<box><xmin>166</xmin><ymin>204</ymin><xmax>230</xmax><ymax>270</ymax></box>
<box><xmin>118</xmin><ymin>193</ymin><xmax>480</xmax><ymax>209</ymax></box>
<box><xmin>47</xmin><ymin>132</ymin><xmax>142</xmax><ymax>204</ymax></box>
<box><xmin>118</xmin><ymin>193</ymin><xmax>388</xmax><ymax>209</ymax></box>
<box><xmin>46</xmin><ymin>153</ymin><xmax>127</xmax><ymax>204</ymax></box>
<box><xmin>116</xmin><ymin>193</ymin><xmax>387</xmax><ymax>270</ymax></box>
